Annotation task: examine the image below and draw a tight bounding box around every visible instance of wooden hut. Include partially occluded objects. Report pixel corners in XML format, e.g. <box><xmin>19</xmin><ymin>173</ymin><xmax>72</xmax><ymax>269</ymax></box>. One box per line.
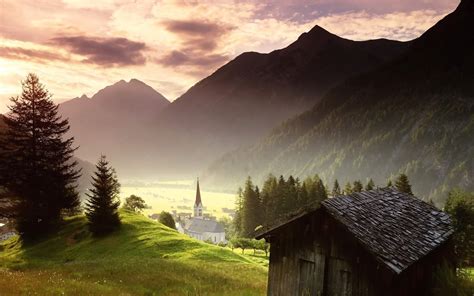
<box><xmin>256</xmin><ymin>188</ymin><xmax>454</xmax><ymax>296</ymax></box>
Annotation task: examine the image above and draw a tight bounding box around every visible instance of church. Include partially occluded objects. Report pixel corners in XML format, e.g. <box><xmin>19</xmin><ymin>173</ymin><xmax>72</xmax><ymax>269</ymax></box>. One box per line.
<box><xmin>179</xmin><ymin>179</ymin><xmax>226</xmax><ymax>244</ymax></box>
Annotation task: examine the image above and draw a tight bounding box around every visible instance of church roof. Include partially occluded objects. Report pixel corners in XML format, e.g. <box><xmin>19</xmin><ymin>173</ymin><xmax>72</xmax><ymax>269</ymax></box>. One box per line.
<box><xmin>195</xmin><ymin>178</ymin><xmax>202</xmax><ymax>206</ymax></box>
<box><xmin>185</xmin><ymin>218</ymin><xmax>225</xmax><ymax>233</ymax></box>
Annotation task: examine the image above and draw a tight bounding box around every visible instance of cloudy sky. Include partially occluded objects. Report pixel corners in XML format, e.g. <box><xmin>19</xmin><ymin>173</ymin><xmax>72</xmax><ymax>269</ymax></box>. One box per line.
<box><xmin>0</xmin><ymin>0</ymin><xmax>458</xmax><ymax>113</ymax></box>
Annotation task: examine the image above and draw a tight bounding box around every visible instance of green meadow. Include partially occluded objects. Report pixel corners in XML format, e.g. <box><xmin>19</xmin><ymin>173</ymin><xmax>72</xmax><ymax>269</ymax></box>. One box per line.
<box><xmin>0</xmin><ymin>211</ymin><xmax>267</xmax><ymax>295</ymax></box>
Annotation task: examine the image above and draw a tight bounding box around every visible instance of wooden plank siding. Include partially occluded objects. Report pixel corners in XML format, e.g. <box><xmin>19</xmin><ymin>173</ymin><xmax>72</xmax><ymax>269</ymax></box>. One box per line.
<box><xmin>266</xmin><ymin>210</ymin><xmax>452</xmax><ymax>296</ymax></box>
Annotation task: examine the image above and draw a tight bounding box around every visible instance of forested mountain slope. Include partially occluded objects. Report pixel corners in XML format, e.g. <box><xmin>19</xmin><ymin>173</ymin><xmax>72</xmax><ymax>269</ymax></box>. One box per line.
<box><xmin>205</xmin><ymin>0</ymin><xmax>474</xmax><ymax>206</ymax></box>
<box><xmin>146</xmin><ymin>26</ymin><xmax>409</xmax><ymax>176</ymax></box>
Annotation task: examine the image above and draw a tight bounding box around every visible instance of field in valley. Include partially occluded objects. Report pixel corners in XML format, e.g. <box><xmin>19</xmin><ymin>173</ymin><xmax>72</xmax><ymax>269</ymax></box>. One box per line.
<box><xmin>0</xmin><ymin>211</ymin><xmax>267</xmax><ymax>295</ymax></box>
<box><xmin>120</xmin><ymin>180</ymin><xmax>237</xmax><ymax>219</ymax></box>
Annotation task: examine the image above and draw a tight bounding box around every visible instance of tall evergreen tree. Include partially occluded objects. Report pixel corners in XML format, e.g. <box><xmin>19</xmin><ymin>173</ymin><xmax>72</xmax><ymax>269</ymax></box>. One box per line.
<box><xmin>365</xmin><ymin>179</ymin><xmax>375</xmax><ymax>191</ymax></box>
<box><xmin>395</xmin><ymin>173</ymin><xmax>413</xmax><ymax>195</ymax></box>
<box><xmin>315</xmin><ymin>178</ymin><xmax>328</xmax><ymax>201</ymax></box>
<box><xmin>353</xmin><ymin>180</ymin><xmax>363</xmax><ymax>192</ymax></box>
<box><xmin>344</xmin><ymin>182</ymin><xmax>353</xmax><ymax>195</ymax></box>
<box><xmin>0</xmin><ymin>74</ymin><xmax>80</xmax><ymax>239</ymax></box>
<box><xmin>232</xmin><ymin>187</ymin><xmax>244</xmax><ymax>237</ymax></box>
<box><xmin>332</xmin><ymin>179</ymin><xmax>341</xmax><ymax>196</ymax></box>
<box><xmin>241</xmin><ymin>177</ymin><xmax>262</xmax><ymax>237</ymax></box>
<box><xmin>85</xmin><ymin>155</ymin><xmax>121</xmax><ymax>235</ymax></box>
<box><xmin>260</xmin><ymin>175</ymin><xmax>277</xmax><ymax>225</ymax></box>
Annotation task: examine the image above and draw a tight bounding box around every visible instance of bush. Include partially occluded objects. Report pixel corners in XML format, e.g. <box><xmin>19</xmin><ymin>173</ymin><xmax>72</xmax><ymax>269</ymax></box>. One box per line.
<box><xmin>158</xmin><ymin>211</ymin><xmax>176</xmax><ymax>230</ymax></box>
<box><xmin>433</xmin><ymin>262</ymin><xmax>474</xmax><ymax>296</ymax></box>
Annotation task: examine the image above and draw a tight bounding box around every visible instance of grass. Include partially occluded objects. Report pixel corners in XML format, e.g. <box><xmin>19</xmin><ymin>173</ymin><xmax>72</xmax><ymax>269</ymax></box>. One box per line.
<box><xmin>0</xmin><ymin>211</ymin><xmax>267</xmax><ymax>295</ymax></box>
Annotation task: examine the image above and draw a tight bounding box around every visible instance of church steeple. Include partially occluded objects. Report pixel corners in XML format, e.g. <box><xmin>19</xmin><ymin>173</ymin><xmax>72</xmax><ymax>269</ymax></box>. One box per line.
<box><xmin>194</xmin><ymin>178</ymin><xmax>203</xmax><ymax>218</ymax></box>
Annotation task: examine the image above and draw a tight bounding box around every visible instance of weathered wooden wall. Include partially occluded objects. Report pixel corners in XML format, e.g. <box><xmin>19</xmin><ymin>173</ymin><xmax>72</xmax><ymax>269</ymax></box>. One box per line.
<box><xmin>266</xmin><ymin>210</ymin><xmax>452</xmax><ymax>296</ymax></box>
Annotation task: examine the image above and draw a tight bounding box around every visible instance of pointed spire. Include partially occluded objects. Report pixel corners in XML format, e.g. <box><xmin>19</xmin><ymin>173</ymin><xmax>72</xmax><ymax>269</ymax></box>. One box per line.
<box><xmin>195</xmin><ymin>178</ymin><xmax>202</xmax><ymax>207</ymax></box>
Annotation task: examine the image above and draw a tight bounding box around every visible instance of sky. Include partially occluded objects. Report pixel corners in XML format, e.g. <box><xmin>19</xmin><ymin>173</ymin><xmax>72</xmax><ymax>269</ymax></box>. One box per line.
<box><xmin>0</xmin><ymin>0</ymin><xmax>459</xmax><ymax>113</ymax></box>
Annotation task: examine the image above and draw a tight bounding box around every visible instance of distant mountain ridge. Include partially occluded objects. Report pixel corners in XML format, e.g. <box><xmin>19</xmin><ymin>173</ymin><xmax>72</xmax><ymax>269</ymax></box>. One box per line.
<box><xmin>204</xmin><ymin>0</ymin><xmax>474</xmax><ymax>205</ymax></box>
<box><xmin>138</xmin><ymin>25</ymin><xmax>410</xmax><ymax>177</ymax></box>
<box><xmin>59</xmin><ymin>79</ymin><xmax>170</xmax><ymax>173</ymax></box>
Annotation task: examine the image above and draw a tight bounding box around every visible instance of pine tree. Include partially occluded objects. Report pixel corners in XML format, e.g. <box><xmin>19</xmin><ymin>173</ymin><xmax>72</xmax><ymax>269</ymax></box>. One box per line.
<box><xmin>395</xmin><ymin>173</ymin><xmax>413</xmax><ymax>195</ymax></box>
<box><xmin>332</xmin><ymin>179</ymin><xmax>341</xmax><ymax>196</ymax></box>
<box><xmin>353</xmin><ymin>180</ymin><xmax>363</xmax><ymax>192</ymax></box>
<box><xmin>315</xmin><ymin>178</ymin><xmax>328</xmax><ymax>202</ymax></box>
<box><xmin>260</xmin><ymin>175</ymin><xmax>277</xmax><ymax>225</ymax></box>
<box><xmin>233</xmin><ymin>187</ymin><xmax>244</xmax><ymax>237</ymax></box>
<box><xmin>365</xmin><ymin>179</ymin><xmax>375</xmax><ymax>191</ymax></box>
<box><xmin>344</xmin><ymin>182</ymin><xmax>353</xmax><ymax>195</ymax></box>
<box><xmin>0</xmin><ymin>74</ymin><xmax>80</xmax><ymax>239</ymax></box>
<box><xmin>241</xmin><ymin>177</ymin><xmax>263</xmax><ymax>237</ymax></box>
<box><xmin>85</xmin><ymin>155</ymin><xmax>121</xmax><ymax>235</ymax></box>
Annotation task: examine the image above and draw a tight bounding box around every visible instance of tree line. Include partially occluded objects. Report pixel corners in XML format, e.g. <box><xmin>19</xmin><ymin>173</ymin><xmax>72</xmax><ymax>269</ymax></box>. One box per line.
<box><xmin>233</xmin><ymin>173</ymin><xmax>414</xmax><ymax>238</ymax></box>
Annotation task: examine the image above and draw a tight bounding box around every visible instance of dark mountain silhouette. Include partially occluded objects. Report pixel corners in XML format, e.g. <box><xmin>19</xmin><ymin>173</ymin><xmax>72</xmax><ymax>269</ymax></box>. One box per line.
<box><xmin>59</xmin><ymin>79</ymin><xmax>170</xmax><ymax>174</ymax></box>
<box><xmin>144</xmin><ymin>26</ymin><xmax>410</xmax><ymax>176</ymax></box>
<box><xmin>205</xmin><ymin>0</ymin><xmax>474</xmax><ymax>205</ymax></box>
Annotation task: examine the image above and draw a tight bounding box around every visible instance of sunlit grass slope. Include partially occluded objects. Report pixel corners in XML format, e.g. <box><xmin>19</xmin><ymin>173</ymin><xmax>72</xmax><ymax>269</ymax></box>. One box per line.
<box><xmin>0</xmin><ymin>212</ymin><xmax>267</xmax><ymax>295</ymax></box>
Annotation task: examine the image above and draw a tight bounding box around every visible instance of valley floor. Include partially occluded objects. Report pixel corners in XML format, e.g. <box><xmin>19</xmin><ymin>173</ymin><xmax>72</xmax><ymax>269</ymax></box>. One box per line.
<box><xmin>0</xmin><ymin>212</ymin><xmax>267</xmax><ymax>295</ymax></box>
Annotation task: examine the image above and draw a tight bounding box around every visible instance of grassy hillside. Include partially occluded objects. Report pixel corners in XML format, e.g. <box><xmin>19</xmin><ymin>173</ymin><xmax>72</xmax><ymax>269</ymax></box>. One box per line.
<box><xmin>0</xmin><ymin>212</ymin><xmax>267</xmax><ymax>295</ymax></box>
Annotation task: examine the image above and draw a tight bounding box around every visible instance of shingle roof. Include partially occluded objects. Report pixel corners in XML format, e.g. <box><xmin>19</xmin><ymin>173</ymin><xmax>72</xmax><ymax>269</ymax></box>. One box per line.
<box><xmin>322</xmin><ymin>188</ymin><xmax>453</xmax><ymax>273</ymax></box>
<box><xmin>185</xmin><ymin>218</ymin><xmax>225</xmax><ymax>233</ymax></box>
<box><xmin>256</xmin><ymin>188</ymin><xmax>453</xmax><ymax>274</ymax></box>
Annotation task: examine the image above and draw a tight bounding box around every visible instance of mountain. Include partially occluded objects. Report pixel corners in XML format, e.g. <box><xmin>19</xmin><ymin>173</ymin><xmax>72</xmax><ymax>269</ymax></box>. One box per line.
<box><xmin>205</xmin><ymin>0</ymin><xmax>474</xmax><ymax>205</ymax></box>
<box><xmin>59</xmin><ymin>79</ymin><xmax>170</xmax><ymax>174</ymax></box>
<box><xmin>146</xmin><ymin>26</ymin><xmax>410</xmax><ymax>176</ymax></box>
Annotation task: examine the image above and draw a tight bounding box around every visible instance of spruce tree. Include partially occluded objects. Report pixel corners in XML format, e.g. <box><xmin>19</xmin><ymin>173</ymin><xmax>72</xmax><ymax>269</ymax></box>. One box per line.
<box><xmin>365</xmin><ymin>179</ymin><xmax>375</xmax><ymax>191</ymax></box>
<box><xmin>332</xmin><ymin>179</ymin><xmax>341</xmax><ymax>196</ymax></box>
<box><xmin>353</xmin><ymin>180</ymin><xmax>363</xmax><ymax>192</ymax></box>
<box><xmin>233</xmin><ymin>187</ymin><xmax>244</xmax><ymax>237</ymax></box>
<box><xmin>85</xmin><ymin>155</ymin><xmax>121</xmax><ymax>235</ymax></box>
<box><xmin>0</xmin><ymin>74</ymin><xmax>80</xmax><ymax>239</ymax></box>
<box><xmin>344</xmin><ymin>182</ymin><xmax>353</xmax><ymax>195</ymax></box>
<box><xmin>241</xmin><ymin>177</ymin><xmax>262</xmax><ymax>237</ymax></box>
<box><xmin>395</xmin><ymin>173</ymin><xmax>413</xmax><ymax>195</ymax></box>
<box><xmin>260</xmin><ymin>175</ymin><xmax>277</xmax><ymax>225</ymax></box>
<box><xmin>315</xmin><ymin>178</ymin><xmax>328</xmax><ymax>201</ymax></box>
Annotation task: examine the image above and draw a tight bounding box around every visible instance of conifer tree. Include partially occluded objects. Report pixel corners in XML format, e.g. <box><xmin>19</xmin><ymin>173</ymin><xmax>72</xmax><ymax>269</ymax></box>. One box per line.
<box><xmin>0</xmin><ymin>74</ymin><xmax>80</xmax><ymax>239</ymax></box>
<box><xmin>241</xmin><ymin>177</ymin><xmax>263</xmax><ymax>237</ymax></box>
<box><xmin>365</xmin><ymin>179</ymin><xmax>375</xmax><ymax>191</ymax></box>
<box><xmin>395</xmin><ymin>173</ymin><xmax>413</xmax><ymax>195</ymax></box>
<box><xmin>344</xmin><ymin>182</ymin><xmax>353</xmax><ymax>195</ymax></box>
<box><xmin>260</xmin><ymin>175</ymin><xmax>277</xmax><ymax>225</ymax></box>
<box><xmin>315</xmin><ymin>178</ymin><xmax>328</xmax><ymax>201</ymax></box>
<box><xmin>387</xmin><ymin>179</ymin><xmax>393</xmax><ymax>187</ymax></box>
<box><xmin>353</xmin><ymin>180</ymin><xmax>363</xmax><ymax>192</ymax></box>
<box><xmin>85</xmin><ymin>155</ymin><xmax>121</xmax><ymax>235</ymax></box>
<box><xmin>332</xmin><ymin>179</ymin><xmax>341</xmax><ymax>196</ymax></box>
<box><xmin>233</xmin><ymin>187</ymin><xmax>244</xmax><ymax>237</ymax></box>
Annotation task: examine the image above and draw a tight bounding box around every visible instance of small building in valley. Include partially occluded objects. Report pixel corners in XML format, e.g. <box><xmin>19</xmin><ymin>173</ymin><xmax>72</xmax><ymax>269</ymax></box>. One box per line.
<box><xmin>256</xmin><ymin>188</ymin><xmax>454</xmax><ymax>296</ymax></box>
<box><xmin>179</xmin><ymin>179</ymin><xmax>226</xmax><ymax>244</ymax></box>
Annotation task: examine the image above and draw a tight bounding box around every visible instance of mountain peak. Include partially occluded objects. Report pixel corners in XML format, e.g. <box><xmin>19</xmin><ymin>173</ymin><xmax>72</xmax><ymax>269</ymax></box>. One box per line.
<box><xmin>307</xmin><ymin>25</ymin><xmax>331</xmax><ymax>36</ymax></box>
